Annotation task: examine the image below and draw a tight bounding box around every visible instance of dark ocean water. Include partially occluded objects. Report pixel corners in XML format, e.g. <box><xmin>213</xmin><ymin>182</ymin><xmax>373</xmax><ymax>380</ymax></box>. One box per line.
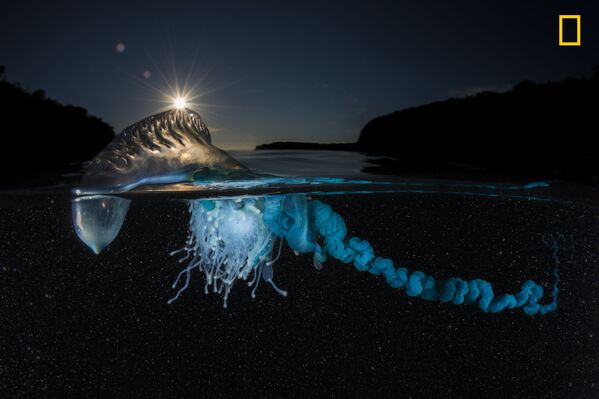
<box><xmin>1</xmin><ymin>151</ymin><xmax>598</xmax><ymax>398</ymax></box>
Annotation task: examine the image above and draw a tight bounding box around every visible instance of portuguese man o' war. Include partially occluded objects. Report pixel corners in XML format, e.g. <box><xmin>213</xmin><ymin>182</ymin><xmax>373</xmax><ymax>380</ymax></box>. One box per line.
<box><xmin>72</xmin><ymin>107</ymin><xmax>569</xmax><ymax>315</ymax></box>
<box><xmin>76</xmin><ymin>108</ymin><xmax>248</xmax><ymax>195</ymax></box>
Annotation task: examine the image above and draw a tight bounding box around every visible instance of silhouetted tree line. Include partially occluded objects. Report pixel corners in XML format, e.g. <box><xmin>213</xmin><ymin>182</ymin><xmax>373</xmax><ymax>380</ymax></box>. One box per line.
<box><xmin>0</xmin><ymin>66</ymin><xmax>114</xmax><ymax>187</ymax></box>
<box><xmin>359</xmin><ymin>67</ymin><xmax>599</xmax><ymax>181</ymax></box>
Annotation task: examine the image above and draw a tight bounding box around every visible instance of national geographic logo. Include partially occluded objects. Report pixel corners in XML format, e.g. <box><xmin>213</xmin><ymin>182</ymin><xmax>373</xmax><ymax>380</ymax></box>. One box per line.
<box><xmin>559</xmin><ymin>15</ymin><xmax>581</xmax><ymax>46</ymax></box>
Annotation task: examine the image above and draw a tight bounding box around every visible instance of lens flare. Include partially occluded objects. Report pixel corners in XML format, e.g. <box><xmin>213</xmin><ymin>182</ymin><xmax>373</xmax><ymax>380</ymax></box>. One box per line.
<box><xmin>174</xmin><ymin>97</ymin><xmax>187</xmax><ymax>109</ymax></box>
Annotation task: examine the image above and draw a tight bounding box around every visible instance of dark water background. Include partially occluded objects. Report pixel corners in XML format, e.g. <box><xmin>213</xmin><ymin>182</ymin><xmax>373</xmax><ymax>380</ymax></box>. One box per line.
<box><xmin>1</xmin><ymin>151</ymin><xmax>599</xmax><ymax>398</ymax></box>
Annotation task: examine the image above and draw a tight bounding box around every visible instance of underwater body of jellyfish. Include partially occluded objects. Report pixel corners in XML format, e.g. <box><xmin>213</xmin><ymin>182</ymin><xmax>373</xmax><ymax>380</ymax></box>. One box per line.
<box><xmin>73</xmin><ymin>108</ymin><xmax>568</xmax><ymax>315</ymax></box>
<box><xmin>168</xmin><ymin>198</ymin><xmax>288</xmax><ymax>308</ymax></box>
<box><xmin>166</xmin><ymin>194</ymin><xmax>566</xmax><ymax>315</ymax></box>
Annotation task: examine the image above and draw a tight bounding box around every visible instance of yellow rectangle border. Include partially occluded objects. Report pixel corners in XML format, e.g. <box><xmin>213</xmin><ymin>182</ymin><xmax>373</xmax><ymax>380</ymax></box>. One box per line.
<box><xmin>559</xmin><ymin>15</ymin><xmax>581</xmax><ymax>46</ymax></box>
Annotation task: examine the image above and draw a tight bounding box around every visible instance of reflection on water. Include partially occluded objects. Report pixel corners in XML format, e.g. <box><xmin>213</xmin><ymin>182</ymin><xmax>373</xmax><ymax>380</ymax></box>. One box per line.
<box><xmin>229</xmin><ymin>149</ymin><xmax>378</xmax><ymax>178</ymax></box>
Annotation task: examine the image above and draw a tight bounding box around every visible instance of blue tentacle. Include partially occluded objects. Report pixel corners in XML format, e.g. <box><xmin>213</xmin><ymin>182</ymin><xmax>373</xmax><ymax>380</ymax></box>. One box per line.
<box><xmin>306</xmin><ymin>199</ymin><xmax>563</xmax><ymax>315</ymax></box>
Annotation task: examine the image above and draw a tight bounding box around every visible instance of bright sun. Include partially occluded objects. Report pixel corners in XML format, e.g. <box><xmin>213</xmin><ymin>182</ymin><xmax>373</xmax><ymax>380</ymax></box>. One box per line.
<box><xmin>174</xmin><ymin>97</ymin><xmax>187</xmax><ymax>109</ymax></box>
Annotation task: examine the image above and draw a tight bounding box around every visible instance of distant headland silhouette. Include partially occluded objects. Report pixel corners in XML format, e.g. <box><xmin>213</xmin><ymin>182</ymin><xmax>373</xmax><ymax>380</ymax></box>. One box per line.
<box><xmin>258</xmin><ymin>66</ymin><xmax>599</xmax><ymax>182</ymax></box>
<box><xmin>0</xmin><ymin>66</ymin><xmax>115</xmax><ymax>187</ymax></box>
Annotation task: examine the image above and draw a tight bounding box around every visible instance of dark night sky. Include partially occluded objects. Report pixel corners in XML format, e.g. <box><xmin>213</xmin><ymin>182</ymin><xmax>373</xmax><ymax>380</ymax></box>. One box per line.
<box><xmin>1</xmin><ymin>0</ymin><xmax>598</xmax><ymax>149</ymax></box>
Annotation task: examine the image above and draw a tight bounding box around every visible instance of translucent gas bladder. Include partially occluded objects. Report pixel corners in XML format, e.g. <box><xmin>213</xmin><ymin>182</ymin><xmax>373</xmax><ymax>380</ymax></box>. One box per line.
<box><xmin>75</xmin><ymin>108</ymin><xmax>247</xmax><ymax>195</ymax></box>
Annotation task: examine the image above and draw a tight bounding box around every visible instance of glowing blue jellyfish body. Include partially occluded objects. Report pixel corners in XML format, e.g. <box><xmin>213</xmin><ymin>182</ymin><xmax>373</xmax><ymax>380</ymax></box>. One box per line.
<box><xmin>167</xmin><ymin>195</ymin><xmax>565</xmax><ymax>315</ymax></box>
<box><xmin>169</xmin><ymin>198</ymin><xmax>287</xmax><ymax>307</ymax></box>
<box><xmin>72</xmin><ymin>108</ymin><xmax>568</xmax><ymax>315</ymax></box>
<box><xmin>263</xmin><ymin>195</ymin><xmax>325</xmax><ymax>268</ymax></box>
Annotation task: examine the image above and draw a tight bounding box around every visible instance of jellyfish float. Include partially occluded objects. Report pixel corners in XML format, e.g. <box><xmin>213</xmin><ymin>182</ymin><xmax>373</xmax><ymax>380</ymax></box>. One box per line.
<box><xmin>73</xmin><ymin>107</ymin><xmax>569</xmax><ymax>315</ymax></box>
<box><xmin>75</xmin><ymin>108</ymin><xmax>249</xmax><ymax>195</ymax></box>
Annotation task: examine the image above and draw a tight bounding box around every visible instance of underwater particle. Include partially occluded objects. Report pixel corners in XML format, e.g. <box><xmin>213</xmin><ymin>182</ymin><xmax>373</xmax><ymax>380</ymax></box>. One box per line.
<box><xmin>143</xmin><ymin>70</ymin><xmax>151</xmax><ymax>79</ymax></box>
<box><xmin>115</xmin><ymin>42</ymin><xmax>126</xmax><ymax>53</ymax></box>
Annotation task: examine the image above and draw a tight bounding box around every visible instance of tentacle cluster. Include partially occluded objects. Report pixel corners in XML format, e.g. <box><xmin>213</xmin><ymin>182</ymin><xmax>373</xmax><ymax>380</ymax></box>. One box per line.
<box><xmin>308</xmin><ymin>199</ymin><xmax>564</xmax><ymax>315</ymax></box>
<box><xmin>169</xmin><ymin>198</ymin><xmax>286</xmax><ymax>307</ymax></box>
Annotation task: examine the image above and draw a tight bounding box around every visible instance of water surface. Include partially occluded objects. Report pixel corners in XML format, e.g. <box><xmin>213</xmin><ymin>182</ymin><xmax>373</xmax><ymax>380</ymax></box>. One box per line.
<box><xmin>1</xmin><ymin>150</ymin><xmax>598</xmax><ymax>398</ymax></box>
